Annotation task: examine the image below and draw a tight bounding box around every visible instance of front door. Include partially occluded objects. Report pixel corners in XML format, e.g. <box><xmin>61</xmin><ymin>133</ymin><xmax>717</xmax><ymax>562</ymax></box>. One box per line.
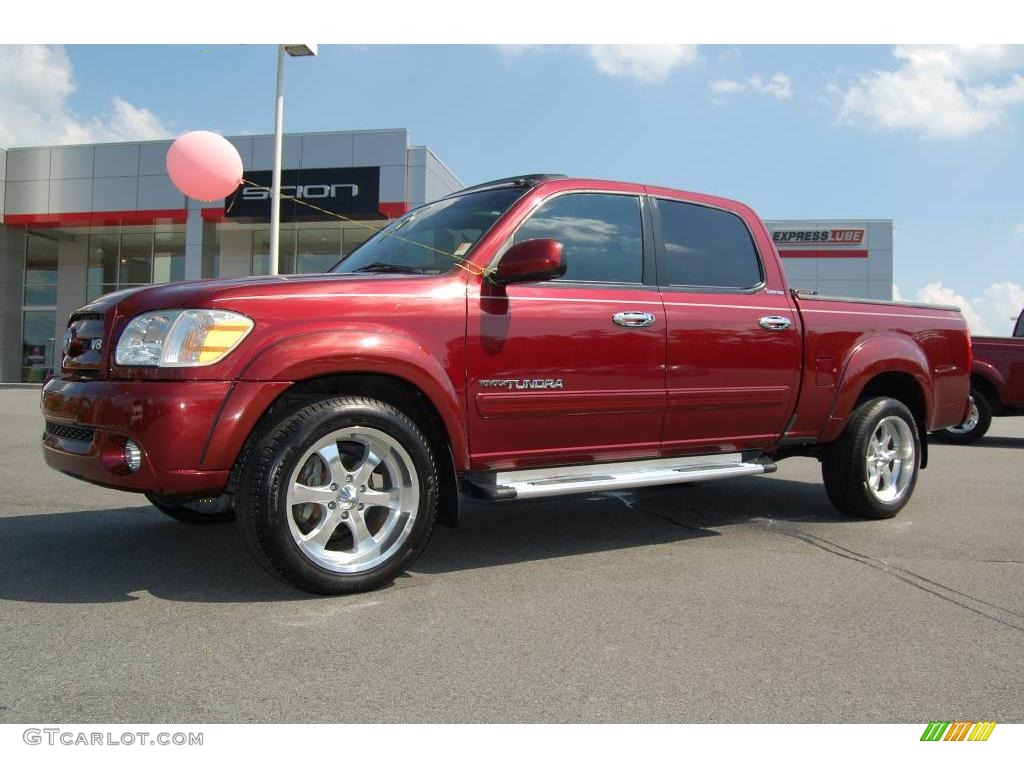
<box><xmin>466</xmin><ymin>190</ymin><xmax>666</xmax><ymax>470</ymax></box>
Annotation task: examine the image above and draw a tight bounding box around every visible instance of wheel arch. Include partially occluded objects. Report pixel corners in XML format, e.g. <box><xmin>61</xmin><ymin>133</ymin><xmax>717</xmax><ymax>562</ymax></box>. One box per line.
<box><xmin>228</xmin><ymin>333</ymin><xmax>467</xmax><ymax>527</ymax></box>
<box><xmin>826</xmin><ymin>338</ymin><xmax>933</xmax><ymax>466</ymax></box>
<box><xmin>227</xmin><ymin>371</ymin><xmax>463</xmax><ymax>527</ymax></box>
<box><xmin>970</xmin><ymin>367</ymin><xmax>1003</xmax><ymax>412</ymax></box>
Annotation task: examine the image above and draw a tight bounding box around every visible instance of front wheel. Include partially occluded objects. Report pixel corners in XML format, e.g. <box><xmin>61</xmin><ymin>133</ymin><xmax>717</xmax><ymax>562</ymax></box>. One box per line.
<box><xmin>236</xmin><ymin>396</ymin><xmax>438</xmax><ymax>594</ymax></box>
<box><xmin>938</xmin><ymin>389</ymin><xmax>991</xmax><ymax>445</ymax></box>
<box><xmin>822</xmin><ymin>397</ymin><xmax>920</xmax><ymax>519</ymax></box>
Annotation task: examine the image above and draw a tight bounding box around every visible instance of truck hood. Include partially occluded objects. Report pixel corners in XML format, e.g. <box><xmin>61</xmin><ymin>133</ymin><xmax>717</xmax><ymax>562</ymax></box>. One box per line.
<box><xmin>76</xmin><ymin>272</ymin><xmax>439</xmax><ymax>317</ymax></box>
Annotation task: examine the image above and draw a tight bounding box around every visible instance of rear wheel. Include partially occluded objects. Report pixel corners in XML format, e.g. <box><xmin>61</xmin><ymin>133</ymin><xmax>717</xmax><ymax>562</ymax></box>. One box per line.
<box><xmin>939</xmin><ymin>389</ymin><xmax>991</xmax><ymax>445</ymax></box>
<box><xmin>236</xmin><ymin>396</ymin><xmax>438</xmax><ymax>594</ymax></box>
<box><xmin>822</xmin><ymin>397</ymin><xmax>920</xmax><ymax>519</ymax></box>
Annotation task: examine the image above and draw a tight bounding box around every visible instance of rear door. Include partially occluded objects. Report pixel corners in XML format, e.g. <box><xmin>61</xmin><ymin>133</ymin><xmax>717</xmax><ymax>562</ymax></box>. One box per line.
<box><xmin>466</xmin><ymin>189</ymin><xmax>666</xmax><ymax>470</ymax></box>
<box><xmin>651</xmin><ymin>195</ymin><xmax>802</xmax><ymax>455</ymax></box>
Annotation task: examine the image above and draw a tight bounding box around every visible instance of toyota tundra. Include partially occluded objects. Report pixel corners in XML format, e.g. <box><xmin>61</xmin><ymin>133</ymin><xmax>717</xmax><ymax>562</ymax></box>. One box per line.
<box><xmin>41</xmin><ymin>174</ymin><xmax>973</xmax><ymax>594</ymax></box>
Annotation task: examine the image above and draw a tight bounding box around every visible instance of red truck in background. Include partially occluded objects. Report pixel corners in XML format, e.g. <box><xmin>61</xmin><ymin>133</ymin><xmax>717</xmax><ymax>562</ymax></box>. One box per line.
<box><xmin>940</xmin><ymin>307</ymin><xmax>1024</xmax><ymax>443</ymax></box>
<box><xmin>41</xmin><ymin>174</ymin><xmax>973</xmax><ymax>594</ymax></box>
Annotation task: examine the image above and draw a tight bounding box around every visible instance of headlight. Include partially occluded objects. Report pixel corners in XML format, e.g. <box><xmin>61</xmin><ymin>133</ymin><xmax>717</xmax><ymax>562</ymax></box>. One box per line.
<box><xmin>115</xmin><ymin>309</ymin><xmax>253</xmax><ymax>367</ymax></box>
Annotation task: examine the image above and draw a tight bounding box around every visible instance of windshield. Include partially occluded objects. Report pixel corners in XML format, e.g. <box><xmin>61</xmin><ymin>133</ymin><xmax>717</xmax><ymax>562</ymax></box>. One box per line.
<box><xmin>332</xmin><ymin>187</ymin><xmax>527</xmax><ymax>275</ymax></box>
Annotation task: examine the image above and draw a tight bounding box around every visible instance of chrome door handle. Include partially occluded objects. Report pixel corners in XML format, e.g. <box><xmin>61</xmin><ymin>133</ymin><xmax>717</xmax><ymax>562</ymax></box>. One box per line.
<box><xmin>613</xmin><ymin>311</ymin><xmax>656</xmax><ymax>328</ymax></box>
<box><xmin>758</xmin><ymin>315</ymin><xmax>792</xmax><ymax>331</ymax></box>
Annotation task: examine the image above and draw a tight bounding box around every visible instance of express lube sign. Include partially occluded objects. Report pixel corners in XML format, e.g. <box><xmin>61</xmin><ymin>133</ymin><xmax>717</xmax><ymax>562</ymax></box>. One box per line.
<box><xmin>771</xmin><ymin>228</ymin><xmax>866</xmax><ymax>246</ymax></box>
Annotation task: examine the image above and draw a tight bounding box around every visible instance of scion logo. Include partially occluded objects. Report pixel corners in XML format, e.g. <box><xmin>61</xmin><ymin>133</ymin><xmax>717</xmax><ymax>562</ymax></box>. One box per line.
<box><xmin>479</xmin><ymin>379</ymin><xmax>565</xmax><ymax>390</ymax></box>
<box><xmin>241</xmin><ymin>183</ymin><xmax>359</xmax><ymax>201</ymax></box>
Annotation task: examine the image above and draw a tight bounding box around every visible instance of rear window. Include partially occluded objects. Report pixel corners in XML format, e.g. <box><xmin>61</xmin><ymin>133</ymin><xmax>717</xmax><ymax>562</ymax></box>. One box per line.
<box><xmin>656</xmin><ymin>199</ymin><xmax>763</xmax><ymax>290</ymax></box>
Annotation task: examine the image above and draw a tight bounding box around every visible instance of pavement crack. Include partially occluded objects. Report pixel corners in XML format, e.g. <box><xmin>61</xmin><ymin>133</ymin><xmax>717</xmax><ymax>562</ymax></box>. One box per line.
<box><xmin>603</xmin><ymin>492</ymin><xmax>706</xmax><ymax>532</ymax></box>
<box><xmin>749</xmin><ymin>517</ymin><xmax>1024</xmax><ymax>636</ymax></box>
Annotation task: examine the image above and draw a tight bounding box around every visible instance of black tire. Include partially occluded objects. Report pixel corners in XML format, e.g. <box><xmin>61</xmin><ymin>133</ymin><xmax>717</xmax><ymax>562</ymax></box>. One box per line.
<box><xmin>235</xmin><ymin>396</ymin><xmax>438</xmax><ymax>595</ymax></box>
<box><xmin>821</xmin><ymin>397</ymin><xmax>920</xmax><ymax>520</ymax></box>
<box><xmin>937</xmin><ymin>389</ymin><xmax>992</xmax><ymax>445</ymax></box>
<box><xmin>146</xmin><ymin>493</ymin><xmax>235</xmax><ymax>525</ymax></box>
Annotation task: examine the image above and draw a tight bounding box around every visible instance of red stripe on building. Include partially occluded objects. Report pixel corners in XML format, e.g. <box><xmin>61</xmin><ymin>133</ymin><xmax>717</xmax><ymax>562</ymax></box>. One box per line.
<box><xmin>378</xmin><ymin>202</ymin><xmax>409</xmax><ymax>219</ymax></box>
<box><xmin>205</xmin><ymin>203</ymin><xmax>408</xmax><ymax>222</ymax></box>
<box><xmin>779</xmin><ymin>249</ymin><xmax>868</xmax><ymax>259</ymax></box>
<box><xmin>6</xmin><ymin>202</ymin><xmax>410</xmax><ymax>229</ymax></box>
<box><xmin>4</xmin><ymin>209</ymin><xmax>188</xmax><ymax>228</ymax></box>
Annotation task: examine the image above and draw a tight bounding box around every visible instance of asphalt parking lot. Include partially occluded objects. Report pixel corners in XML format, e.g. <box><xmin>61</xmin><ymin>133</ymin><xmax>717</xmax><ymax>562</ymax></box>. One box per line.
<box><xmin>1</xmin><ymin>388</ymin><xmax>1021</xmax><ymax>723</ymax></box>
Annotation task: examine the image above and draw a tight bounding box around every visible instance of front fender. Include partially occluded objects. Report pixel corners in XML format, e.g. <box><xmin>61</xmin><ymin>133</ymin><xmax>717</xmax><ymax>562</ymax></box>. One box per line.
<box><xmin>823</xmin><ymin>335</ymin><xmax>933</xmax><ymax>443</ymax></box>
<box><xmin>237</xmin><ymin>328</ymin><xmax>469</xmax><ymax>470</ymax></box>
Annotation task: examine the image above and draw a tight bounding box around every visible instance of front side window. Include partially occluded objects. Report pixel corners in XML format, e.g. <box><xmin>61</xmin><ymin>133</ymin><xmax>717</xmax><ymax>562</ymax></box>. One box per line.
<box><xmin>334</xmin><ymin>187</ymin><xmax>527</xmax><ymax>275</ymax></box>
<box><xmin>1015</xmin><ymin>311</ymin><xmax>1024</xmax><ymax>338</ymax></box>
<box><xmin>513</xmin><ymin>193</ymin><xmax>643</xmax><ymax>284</ymax></box>
<box><xmin>657</xmin><ymin>199</ymin><xmax>763</xmax><ymax>290</ymax></box>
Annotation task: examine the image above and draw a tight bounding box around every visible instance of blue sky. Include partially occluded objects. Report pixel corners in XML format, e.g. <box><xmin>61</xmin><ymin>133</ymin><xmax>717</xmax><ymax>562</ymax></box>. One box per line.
<box><xmin>2</xmin><ymin>44</ymin><xmax>1022</xmax><ymax>333</ymax></box>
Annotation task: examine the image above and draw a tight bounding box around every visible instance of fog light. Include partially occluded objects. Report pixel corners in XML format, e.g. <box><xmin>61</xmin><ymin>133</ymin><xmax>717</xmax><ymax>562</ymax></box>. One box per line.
<box><xmin>124</xmin><ymin>440</ymin><xmax>142</xmax><ymax>472</ymax></box>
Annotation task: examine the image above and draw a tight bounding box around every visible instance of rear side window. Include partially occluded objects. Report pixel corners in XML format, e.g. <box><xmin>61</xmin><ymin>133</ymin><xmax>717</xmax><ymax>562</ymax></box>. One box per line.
<box><xmin>513</xmin><ymin>193</ymin><xmax>643</xmax><ymax>284</ymax></box>
<box><xmin>656</xmin><ymin>199</ymin><xmax>763</xmax><ymax>290</ymax></box>
<box><xmin>1015</xmin><ymin>311</ymin><xmax>1024</xmax><ymax>338</ymax></box>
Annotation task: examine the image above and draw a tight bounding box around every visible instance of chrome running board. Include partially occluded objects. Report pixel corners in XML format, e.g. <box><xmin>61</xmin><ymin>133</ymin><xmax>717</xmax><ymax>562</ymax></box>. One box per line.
<box><xmin>465</xmin><ymin>453</ymin><xmax>776</xmax><ymax>501</ymax></box>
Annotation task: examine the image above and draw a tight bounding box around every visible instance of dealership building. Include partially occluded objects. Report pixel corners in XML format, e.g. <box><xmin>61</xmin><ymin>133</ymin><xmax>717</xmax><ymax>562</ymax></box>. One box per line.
<box><xmin>0</xmin><ymin>128</ymin><xmax>892</xmax><ymax>382</ymax></box>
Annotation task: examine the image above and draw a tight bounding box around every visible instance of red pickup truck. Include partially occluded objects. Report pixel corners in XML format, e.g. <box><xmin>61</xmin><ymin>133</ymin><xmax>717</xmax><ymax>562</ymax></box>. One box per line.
<box><xmin>940</xmin><ymin>307</ymin><xmax>1024</xmax><ymax>443</ymax></box>
<box><xmin>41</xmin><ymin>174</ymin><xmax>972</xmax><ymax>594</ymax></box>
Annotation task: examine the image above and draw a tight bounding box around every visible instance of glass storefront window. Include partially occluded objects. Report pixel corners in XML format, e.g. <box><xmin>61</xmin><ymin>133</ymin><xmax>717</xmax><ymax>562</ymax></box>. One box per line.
<box><xmin>252</xmin><ymin>229</ymin><xmax>295</xmax><ymax>275</ymax></box>
<box><xmin>296</xmin><ymin>228</ymin><xmax>343</xmax><ymax>274</ymax></box>
<box><xmin>22</xmin><ymin>309</ymin><xmax>56</xmax><ymax>383</ymax></box>
<box><xmin>120</xmin><ymin>233</ymin><xmax>153</xmax><ymax>286</ymax></box>
<box><xmin>87</xmin><ymin>233</ymin><xmax>119</xmax><ymax>299</ymax></box>
<box><xmin>24</xmin><ymin>234</ymin><xmax>59</xmax><ymax>306</ymax></box>
<box><xmin>203</xmin><ymin>230</ymin><xmax>220</xmax><ymax>279</ymax></box>
<box><xmin>154</xmin><ymin>232</ymin><xmax>185</xmax><ymax>283</ymax></box>
<box><xmin>343</xmin><ymin>227</ymin><xmax>373</xmax><ymax>257</ymax></box>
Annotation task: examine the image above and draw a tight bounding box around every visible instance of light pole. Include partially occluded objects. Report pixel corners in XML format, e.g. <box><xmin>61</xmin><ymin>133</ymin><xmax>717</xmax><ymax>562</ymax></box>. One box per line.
<box><xmin>269</xmin><ymin>43</ymin><xmax>317</xmax><ymax>276</ymax></box>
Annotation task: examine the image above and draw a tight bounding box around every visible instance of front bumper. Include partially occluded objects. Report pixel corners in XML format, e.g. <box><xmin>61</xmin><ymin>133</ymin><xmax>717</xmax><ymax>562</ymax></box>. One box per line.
<box><xmin>40</xmin><ymin>377</ymin><xmax>287</xmax><ymax>497</ymax></box>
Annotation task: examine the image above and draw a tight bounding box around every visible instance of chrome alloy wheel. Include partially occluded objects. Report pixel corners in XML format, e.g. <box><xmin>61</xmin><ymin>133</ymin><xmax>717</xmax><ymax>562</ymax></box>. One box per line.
<box><xmin>285</xmin><ymin>426</ymin><xmax>420</xmax><ymax>574</ymax></box>
<box><xmin>945</xmin><ymin>401</ymin><xmax>979</xmax><ymax>435</ymax></box>
<box><xmin>864</xmin><ymin>415</ymin><xmax>915</xmax><ymax>504</ymax></box>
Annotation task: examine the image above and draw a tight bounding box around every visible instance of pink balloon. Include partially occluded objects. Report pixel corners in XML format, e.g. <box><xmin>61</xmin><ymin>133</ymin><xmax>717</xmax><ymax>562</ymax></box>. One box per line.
<box><xmin>166</xmin><ymin>131</ymin><xmax>243</xmax><ymax>201</ymax></box>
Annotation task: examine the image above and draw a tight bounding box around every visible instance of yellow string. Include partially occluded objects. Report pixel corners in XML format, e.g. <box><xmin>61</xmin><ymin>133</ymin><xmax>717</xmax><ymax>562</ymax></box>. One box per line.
<box><xmin>235</xmin><ymin>177</ymin><xmax>492</xmax><ymax>278</ymax></box>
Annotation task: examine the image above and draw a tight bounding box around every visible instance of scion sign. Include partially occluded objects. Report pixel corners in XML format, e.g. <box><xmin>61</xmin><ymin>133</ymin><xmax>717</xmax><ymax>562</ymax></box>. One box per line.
<box><xmin>225</xmin><ymin>166</ymin><xmax>382</xmax><ymax>221</ymax></box>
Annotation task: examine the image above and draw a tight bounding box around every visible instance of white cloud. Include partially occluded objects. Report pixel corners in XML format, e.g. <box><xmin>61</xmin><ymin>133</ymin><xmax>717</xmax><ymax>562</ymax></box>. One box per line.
<box><xmin>911</xmin><ymin>281</ymin><xmax>1024</xmax><ymax>336</ymax></box>
<box><xmin>749</xmin><ymin>73</ymin><xmax>791</xmax><ymax>99</ymax></box>
<box><xmin>710</xmin><ymin>79</ymin><xmax>745</xmax><ymax>96</ymax></box>
<box><xmin>586</xmin><ymin>45</ymin><xmax>698</xmax><ymax>83</ymax></box>
<box><xmin>1014</xmin><ymin>223</ymin><xmax>1024</xmax><ymax>237</ymax></box>
<box><xmin>838</xmin><ymin>45</ymin><xmax>1024</xmax><ymax>138</ymax></box>
<box><xmin>915</xmin><ymin>283</ymin><xmax>989</xmax><ymax>334</ymax></box>
<box><xmin>0</xmin><ymin>45</ymin><xmax>171</xmax><ymax>148</ymax></box>
<box><xmin>708</xmin><ymin>73</ymin><xmax>792</xmax><ymax>101</ymax></box>
<box><xmin>499</xmin><ymin>44</ymin><xmax>699</xmax><ymax>84</ymax></box>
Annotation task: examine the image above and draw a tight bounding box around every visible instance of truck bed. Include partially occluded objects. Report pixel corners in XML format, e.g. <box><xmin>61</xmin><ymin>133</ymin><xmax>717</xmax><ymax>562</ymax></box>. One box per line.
<box><xmin>788</xmin><ymin>293</ymin><xmax>972</xmax><ymax>443</ymax></box>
